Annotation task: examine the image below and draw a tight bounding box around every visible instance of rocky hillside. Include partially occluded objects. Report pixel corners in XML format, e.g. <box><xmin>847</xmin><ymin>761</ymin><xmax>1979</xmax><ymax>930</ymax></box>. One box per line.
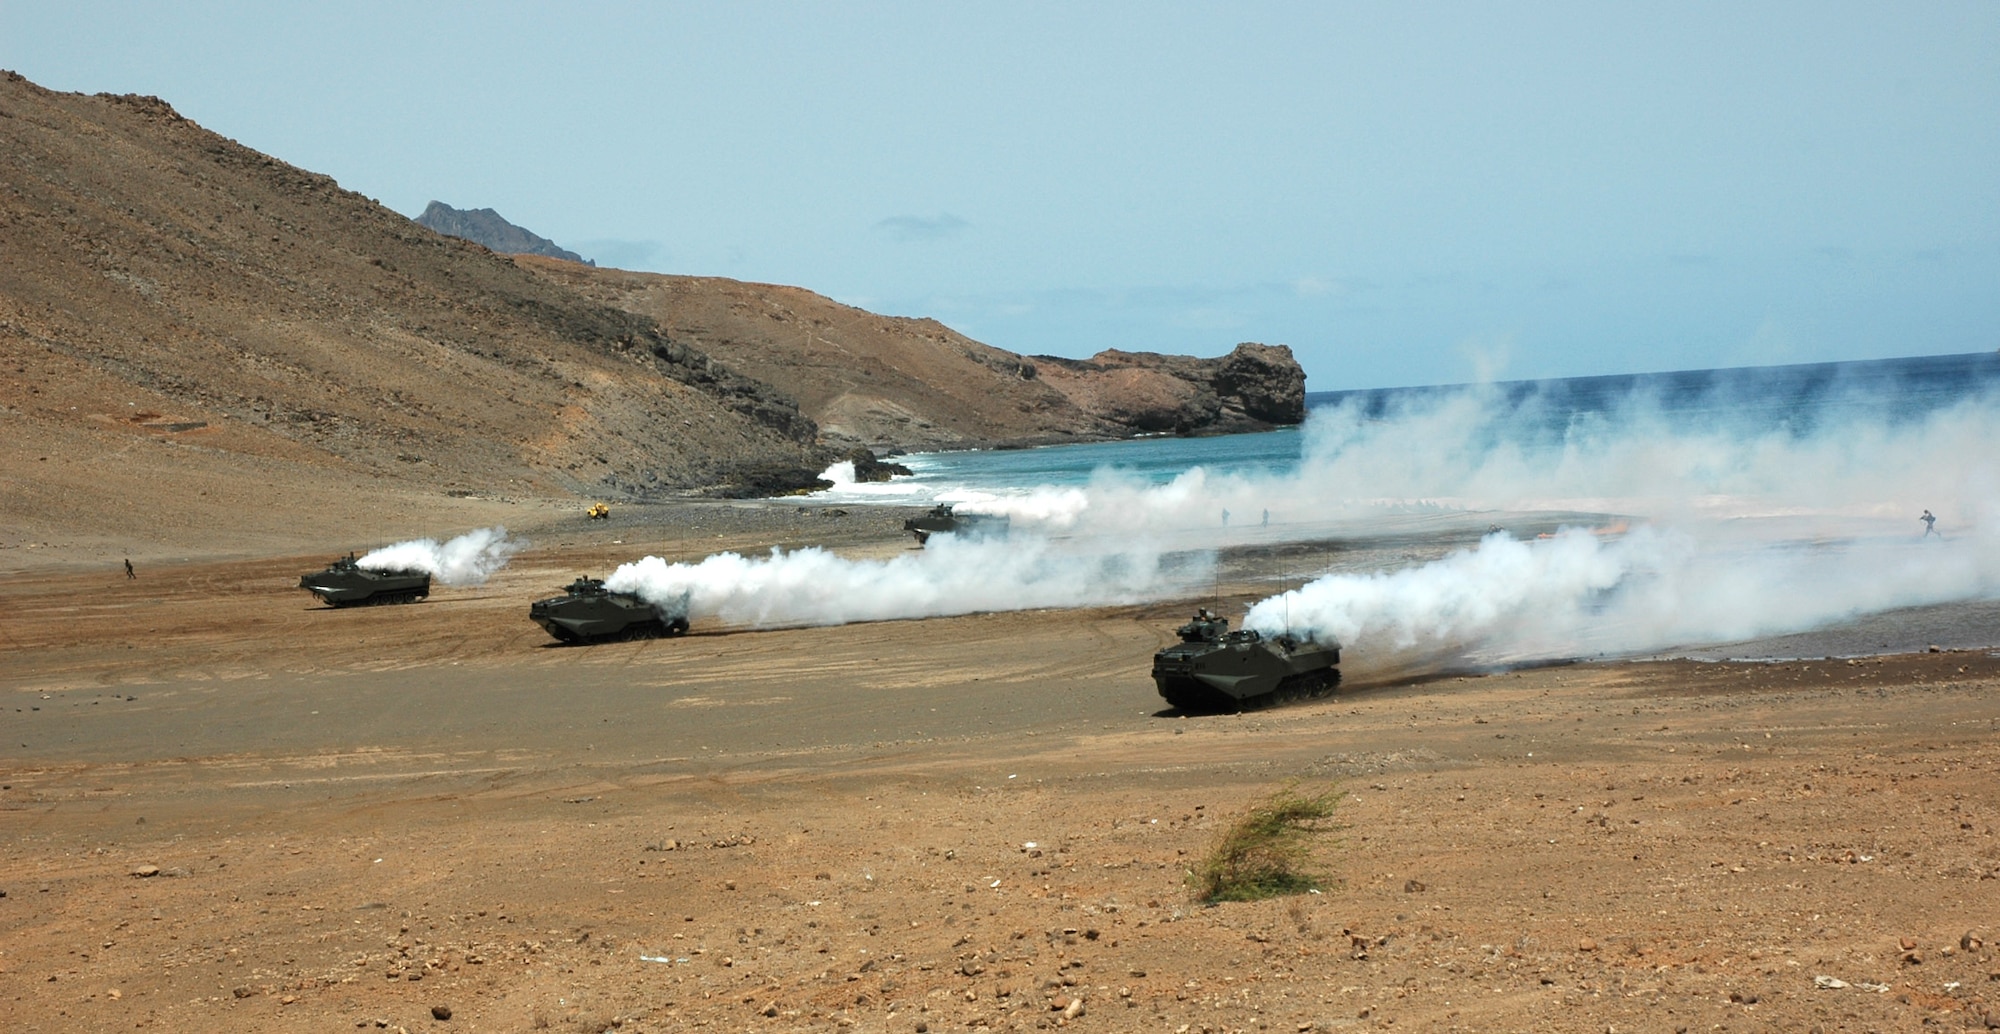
<box><xmin>0</xmin><ymin>71</ymin><xmax>843</xmax><ymax>557</ymax></box>
<box><xmin>415</xmin><ymin>200</ymin><xmax>593</xmax><ymax>265</ymax></box>
<box><xmin>0</xmin><ymin>69</ymin><xmax>1307</xmax><ymax>562</ymax></box>
<box><xmin>518</xmin><ymin>259</ymin><xmax>1307</xmax><ymax>449</ymax></box>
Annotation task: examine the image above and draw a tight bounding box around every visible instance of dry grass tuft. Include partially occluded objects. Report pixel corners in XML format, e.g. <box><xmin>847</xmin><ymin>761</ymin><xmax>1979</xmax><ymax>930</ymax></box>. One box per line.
<box><xmin>1191</xmin><ymin>784</ymin><xmax>1341</xmax><ymax>903</ymax></box>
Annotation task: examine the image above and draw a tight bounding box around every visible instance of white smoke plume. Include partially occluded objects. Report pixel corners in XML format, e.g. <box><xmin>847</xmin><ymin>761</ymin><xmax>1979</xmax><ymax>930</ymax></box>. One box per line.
<box><xmin>359</xmin><ymin>526</ymin><xmax>525</xmax><ymax>587</ymax></box>
<box><xmin>765</xmin><ymin>370</ymin><xmax>1997</xmax><ymax>667</ymax></box>
<box><xmin>604</xmin><ymin>533</ymin><xmax>1204</xmax><ymax>629</ymax></box>
<box><xmin>1245</xmin><ymin>521</ymin><xmax>2000</xmax><ymax>670</ymax></box>
<box><xmin>1288</xmin><ymin>383</ymin><xmax>1999</xmax><ymax>523</ymax></box>
<box><xmin>952</xmin><ymin>384</ymin><xmax>2000</xmax><ymax>537</ymax></box>
<box><xmin>924</xmin><ymin>375</ymin><xmax>1998</xmax><ymax>667</ymax></box>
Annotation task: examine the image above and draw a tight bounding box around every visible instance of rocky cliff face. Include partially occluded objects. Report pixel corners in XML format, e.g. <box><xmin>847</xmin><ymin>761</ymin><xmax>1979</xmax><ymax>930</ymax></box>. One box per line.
<box><xmin>1028</xmin><ymin>343</ymin><xmax>1306</xmax><ymax>436</ymax></box>
<box><xmin>515</xmin><ymin>259</ymin><xmax>1310</xmax><ymax>450</ymax></box>
<box><xmin>414</xmin><ymin>201</ymin><xmax>593</xmax><ymax>265</ymax></box>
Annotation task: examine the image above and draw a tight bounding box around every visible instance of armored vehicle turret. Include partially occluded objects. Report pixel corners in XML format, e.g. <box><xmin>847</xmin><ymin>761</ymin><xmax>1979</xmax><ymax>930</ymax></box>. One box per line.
<box><xmin>529</xmin><ymin>577</ymin><xmax>689</xmax><ymax>643</ymax></box>
<box><xmin>299</xmin><ymin>553</ymin><xmax>430</xmax><ymax>607</ymax></box>
<box><xmin>903</xmin><ymin>503</ymin><xmax>1009</xmax><ymax>546</ymax></box>
<box><xmin>1150</xmin><ymin>608</ymin><xmax>1339</xmax><ymax>712</ymax></box>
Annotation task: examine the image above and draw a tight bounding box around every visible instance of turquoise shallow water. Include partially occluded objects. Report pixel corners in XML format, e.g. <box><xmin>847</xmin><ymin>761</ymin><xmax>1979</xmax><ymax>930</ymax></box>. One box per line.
<box><xmin>894</xmin><ymin>426</ymin><xmax>1304</xmax><ymax>495</ymax></box>
<box><xmin>814</xmin><ymin>351</ymin><xmax>2000</xmax><ymax>504</ymax></box>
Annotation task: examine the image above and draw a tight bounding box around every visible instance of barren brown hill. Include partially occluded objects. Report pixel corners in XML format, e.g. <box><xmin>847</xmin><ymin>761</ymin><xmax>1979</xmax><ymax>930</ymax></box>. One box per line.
<box><xmin>0</xmin><ymin>68</ymin><xmax>1305</xmax><ymax>570</ymax></box>
<box><xmin>518</xmin><ymin>258</ymin><xmax>1308</xmax><ymax>449</ymax></box>
<box><xmin>0</xmin><ymin>72</ymin><xmax>830</xmax><ymax>564</ymax></box>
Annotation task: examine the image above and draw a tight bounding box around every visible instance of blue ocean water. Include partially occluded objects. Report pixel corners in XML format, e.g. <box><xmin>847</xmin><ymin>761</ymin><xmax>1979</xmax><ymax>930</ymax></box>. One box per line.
<box><xmin>832</xmin><ymin>351</ymin><xmax>2000</xmax><ymax>500</ymax></box>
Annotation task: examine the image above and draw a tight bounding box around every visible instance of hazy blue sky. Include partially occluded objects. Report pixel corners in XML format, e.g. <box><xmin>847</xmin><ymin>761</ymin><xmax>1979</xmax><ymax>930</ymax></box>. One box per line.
<box><xmin>6</xmin><ymin>2</ymin><xmax>1996</xmax><ymax>388</ymax></box>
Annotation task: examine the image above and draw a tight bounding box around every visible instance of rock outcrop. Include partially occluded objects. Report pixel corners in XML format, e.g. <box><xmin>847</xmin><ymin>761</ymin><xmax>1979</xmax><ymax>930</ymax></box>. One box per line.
<box><xmin>415</xmin><ymin>201</ymin><xmax>593</xmax><ymax>265</ymax></box>
<box><xmin>1029</xmin><ymin>343</ymin><xmax>1306</xmax><ymax>436</ymax></box>
<box><xmin>841</xmin><ymin>447</ymin><xmax>914</xmax><ymax>483</ymax></box>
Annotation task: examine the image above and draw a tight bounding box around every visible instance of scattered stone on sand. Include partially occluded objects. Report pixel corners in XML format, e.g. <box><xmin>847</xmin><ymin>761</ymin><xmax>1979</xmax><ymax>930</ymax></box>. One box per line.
<box><xmin>3</xmin><ymin>524</ymin><xmax>1998</xmax><ymax>1034</ymax></box>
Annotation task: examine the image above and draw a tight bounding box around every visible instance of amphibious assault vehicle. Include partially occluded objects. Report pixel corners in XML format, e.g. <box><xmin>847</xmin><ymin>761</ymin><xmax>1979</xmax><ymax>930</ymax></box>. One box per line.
<box><xmin>903</xmin><ymin>503</ymin><xmax>1009</xmax><ymax>546</ymax></box>
<box><xmin>529</xmin><ymin>577</ymin><xmax>689</xmax><ymax>643</ymax></box>
<box><xmin>1150</xmin><ymin>608</ymin><xmax>1339</xmax><ymax>712</ymax></box>
<box><xmin>299</xmin><ymin>553</ymin><xmax>430</xmax><ymax>607</ymax></box>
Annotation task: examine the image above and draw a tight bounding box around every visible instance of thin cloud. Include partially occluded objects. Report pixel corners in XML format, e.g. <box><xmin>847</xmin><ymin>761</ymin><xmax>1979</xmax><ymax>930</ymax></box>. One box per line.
<box><xmin>1170</xmin><ymin>305</ymin><xmax>1248</xmax><ymax>331</ymax></box>
<box><xmin>875</xmin><ymin>213</ymin><xmax>970</xmax><ymax>243</ymax></box>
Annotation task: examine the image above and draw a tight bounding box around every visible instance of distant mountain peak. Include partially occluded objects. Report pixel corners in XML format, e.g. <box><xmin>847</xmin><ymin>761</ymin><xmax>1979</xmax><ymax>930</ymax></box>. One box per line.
<box><xmin>415</xmin><ymin>201</ymin><xmax>593</xmax><ymax>265</ymax></box>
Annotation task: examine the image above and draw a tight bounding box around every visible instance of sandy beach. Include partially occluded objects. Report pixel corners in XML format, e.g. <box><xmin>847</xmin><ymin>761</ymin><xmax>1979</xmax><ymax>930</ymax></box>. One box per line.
<box><xmin>3</xmin><ymin>501</ymin><xmax>1997</xmax><ymax>1034</ymax></box>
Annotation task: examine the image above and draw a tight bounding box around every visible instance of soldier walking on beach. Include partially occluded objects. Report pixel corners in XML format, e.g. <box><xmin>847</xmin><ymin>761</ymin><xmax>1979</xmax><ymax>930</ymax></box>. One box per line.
<box><xmin>1921</xmin><ymin>510</ymin><xmax>1938</xmax><ymax>537</ymax></box>
<box><xmin>123</xmin><ymin>558</ymin><xmax>135</xmax><ymax>579</ymax></box>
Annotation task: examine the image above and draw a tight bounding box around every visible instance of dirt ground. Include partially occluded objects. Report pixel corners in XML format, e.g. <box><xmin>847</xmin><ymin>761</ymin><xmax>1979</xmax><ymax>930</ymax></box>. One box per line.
<box><xmin>4</xmin><ymin>506</ymin><xmax>1999</xmax><ymax>1034</ymax></box>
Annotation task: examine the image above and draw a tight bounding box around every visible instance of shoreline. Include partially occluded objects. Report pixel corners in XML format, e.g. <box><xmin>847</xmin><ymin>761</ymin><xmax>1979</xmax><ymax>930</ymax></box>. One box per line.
<box><xmin>8</xmin><ymin>494</ymin><xmax>1995</xmax><ymax>662</ymax></box>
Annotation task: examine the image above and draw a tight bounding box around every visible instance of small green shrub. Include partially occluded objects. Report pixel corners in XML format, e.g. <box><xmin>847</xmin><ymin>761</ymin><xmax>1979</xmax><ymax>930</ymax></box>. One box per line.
<box><xmin>1191</xmin><ymin>784</ymin><xmax>1341</xmax><ymax>903</ymax></box>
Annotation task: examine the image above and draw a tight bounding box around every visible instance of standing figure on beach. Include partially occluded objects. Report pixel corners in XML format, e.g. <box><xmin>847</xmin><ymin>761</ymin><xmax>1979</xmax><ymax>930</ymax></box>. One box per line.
<box><xmin>123</xmin><ymin>558</ymin><xmax>135</xmax><ymax>579</ymax></box>
<box><xmin>1221</xmin><ymin>508</ymin><xmax>1230</xmax><ymax>527</ymax></box>
<box><xmin>1921</xmin><ymin>510</ymin><xmax>1938</xmax><ymax>537</ymax></box>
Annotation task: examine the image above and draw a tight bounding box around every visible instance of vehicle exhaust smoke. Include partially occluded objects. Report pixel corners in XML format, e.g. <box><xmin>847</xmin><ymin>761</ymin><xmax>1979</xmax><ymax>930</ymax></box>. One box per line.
<box><xmin>931</xmin><ymin>374</ymin><xmax>1999</xmax><ymax>667</ymax></box>
<box><xmin>783</xmin><ymin>371</ymin><xmax>1991</xmax><ymax>666</ymax></box>
<box><xmin>954</xmin><ymin>381</ymin><xmax>1999</xmax><ymax>538</ymax></box>
<box><xmin>358</xmin><ymin>526</ymin><xmax>525</xmax><ymax>587</ymax></box>
<box><xmin>1245</xmin><ymin>521</ymin><xmax>2000</xmax><ymax>671</ymax></box>
<box><xmin>604</xmin><ymin>533</ymin><xmax>1204</xmax><ymax>629</ymax></box>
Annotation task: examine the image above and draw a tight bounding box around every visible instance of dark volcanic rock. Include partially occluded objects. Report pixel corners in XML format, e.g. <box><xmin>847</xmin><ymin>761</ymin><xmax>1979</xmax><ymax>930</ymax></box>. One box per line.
<box><xmin>1211</xmin><ymin>342</ymin><xmax>1307</xmax><ymax>424</ymax></box>
<box><xmin>1031</xmin><ymin>342</ymin><xmax>1308</xmax><ymax>437</ymax></box>
<box><xmin>711</xmin><ymin>463</ymin><xmax>836</xmax><ymax>499</ymax></box>
<box><xmin>645</xmin><ymin>338</ymin><xmax>819</xmax><ymax>443</ymax></box>
<box><xmin>843</xmin><ymin>447</ymin><xmax>913</xmax><ymax>482</ymax></box>
<box><xmin>415</xmin><ymin>201</ymin><xmax>593</xmax><ymax>265</ymax></box>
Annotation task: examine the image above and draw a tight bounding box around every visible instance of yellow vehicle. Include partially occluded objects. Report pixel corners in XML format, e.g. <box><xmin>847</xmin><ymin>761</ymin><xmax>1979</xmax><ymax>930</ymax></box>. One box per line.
<box><xmin>586</xmin><ymin>503</ymin><xmax>610</xmax><ymax>520</ymax></box>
